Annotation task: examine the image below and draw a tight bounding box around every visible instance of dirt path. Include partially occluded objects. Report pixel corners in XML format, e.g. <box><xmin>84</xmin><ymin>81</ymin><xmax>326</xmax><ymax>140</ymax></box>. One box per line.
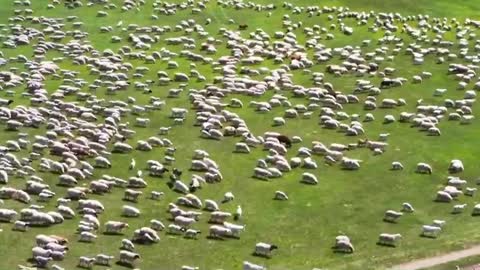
<box><xmin>390</xmin><ymin>245</ymin><xmax>480</xmax><ymax>270</ymax></box>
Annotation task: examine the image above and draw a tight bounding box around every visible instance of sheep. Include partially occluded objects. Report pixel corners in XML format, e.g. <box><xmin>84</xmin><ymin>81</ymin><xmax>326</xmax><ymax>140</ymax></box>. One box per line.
<box><xmin>129</xmin><ymin>158</ymin><xmax>136</xmax><ymax>170</ymax></box>
<box><xmin>384</xmin><ymin>115</ymin><xmax>396</xmax><ymax>123</ymax></box>
<box><xmin>447</xmin><ymin>177</ymin><xmax>467</xmax><ymax>188</ymax></box>
<box><xmin>452</xmin><ymin>204</ymin><xmax>467</xmax><ymax>214</ymax></box>
<box><xmin>243</xmin><ymin>261</ymin><xmax>266</xmax><ymax>270</ymax></box>
<box><xmin>334</xmin><ymin>235</ymin><xmax>354</xmax><ymax>253</ymax></box>
<box><xmin>182</xmin><ymin>266</ymin><xmax>200</xmax><ymax>270</ymax></box>
<box><xmin>173</xmin><ymin>181</ymin><xmax>190</xmax><ymax>194</ymax></box>
<box><xmin>32</xmin><ymin>246</ymin><xmax>52</xmax><ymax>259</ymax></box>
<box><xmin>184</xmin><ymin>229</ymin><xmax>202</xmax><ymax>239</ymax></box>
<box><xmin>449</xmin><ymin>159</ymin><xmax>464</xmax><ymax>173</ymax></box>
<box><xmin>234</xmin><ymin>205</ymin><xmax>242</xmax><ymax>221</ymax></box>
<box><xmin>209</xmin><ymin>225</ymin><xmax>232</xmax><ymax>238</ymax></box>
<box><xmin>78</xmin><ymin>200</ymin><xmax>104</xmax><ymax>213</ymax></box>
<box><xmin>416</xmin><ymin>163</ymin><xmax>432</xmax><ymax>174</ymax></box>
<box><xmin>78</xmin><ymin>256</ymin><xmax>96</xmax><ymax>269</ymax></box>
<box><xmin>384</xmin><ymin>210</ymin><xmax>403</xmax><ymax>223</ymax></box>
<box><xmin>235</xmin><ymin>142</ymin><xmax>251</xmax><ymax>153</ymax></box>
<box><xmin>13</xmin><ymin>220</ymin><xmax>28</xmax><ymax>231</ymax></box>
<box><xmin>94</xmin><ymin>156</ymin><xmax>111</xmax><ymax>168</ymax></box>
<box><xmin>45</xmin><ymin>242</ymin><xmax>68</xmax><ymax>253</ymax></box>
<box><xmin>302</xmin><ymin>157</ymin><xmax>318</xmax><ymax>169</ymax></box>
<box><xmin>0</xmin><ymin>209</ymin><xmax>17</xmax><ymax>222</ymax></box>
<box><xmin>391</xmin><ymin>161</ymin><xmax>404</xmax><ymax>170</ymax></box>
<box><xmin>301</xmin><ymin>172</ymin><xmax>318</xmax><ymax>185</ymax></box>
<box><xmin>104</xmin><ymin>221</ymin><xmax>129</xmax><ymax>234</ymax></box>
<box><xmin>204</xmin><ymin>199</ymin><xmax>220</xmax><ymax>211</ymax></box>
<box><xmin>222</xmin><ymin>192</ymin><xmax>235</xmax><ymax>203</ymax></box>
<box><xmin>0</xmin><ymin>170</ymin><xmax>8</xmax><ymax>184</ymax></box>
<box><xmin>34</xmin><ymin>256</ymin><xmax>52</xmax><ymax>268</ymax></box>
<box><xmin>168</xmin><ymin>224</ymin><xmax>186</xmax><ymax>235</ymax></box>
<box><xmin>124</xmin><ymin>189</ymin><xmax>142</xmax><ymax>202</ymax></box>
<box><xmin>128</xmin><ymin>177</ymin><xmax>147</xmax><ymax>188</ymax></box>
<box><xmin>378</xmin><ymin>233</ymin><xmax>402</xmax><ymax>246</ymax></box>
<box><xmin>341</xmin><ymin>157</ymin><xmax>361</xmax><ymax>170</ymax></box>
<box><xmin>436</xmin><ymin>191</ymin><xmax>453</xmax><ymax>202</ymax></box>
<box><xmin>132</xmin><ymin>227</ymin><xmax>160</xmax><ymax>243</ymax></box>
<box><xmin>122</xmin><ymin>205</ymin><xmax>140</xmax><ymax>217</ymax></box>
<box><xmin>121</xmin><ymin>239</ymin><xmax>135</xmax><ymax>251</ymax></box>
<box><xmin>421</xmin><ymin>225</ymin><xmax>442</xmax><ymax>238</ymax></box>
<box><xmin>151</xmin><ymin>191</ymin><xmax>164</xmax><ymax>200</ymax></box>
<box><xmin>402</xmin><ymin>202</ymin><xmax>415</xmax><ymax>213</ymax></box>
<box><xmin>118</xmin><ymin>250</ymin><xmax>140</xmax><ymax>267</ymax></box>
<box><xmin>35</xmin><ymin>235</ymin><xmax>62</xmax><ymax>247</ymax></box>
<box><xmin>95</xmin><ymin>254</ymin><xmax>114</xmax><ymax>266</ymax></box>
<box><xmin>254</xmin><ymin>242</ymin><xmax>278</xmax><ymax>257</ymax></box>
<box><xmin>150</xmin><ymin>219</ymin><xmax>165</xmax><ymax>231</ymax></box>
<box><xmin>466</xmin><ymin>187</ymin><xmax>477</xmax><ymax>196</ymax></box>
<box><xmin>175</xmin><ymin>216</ymin><xmax>197</xmax><ymax>228</ymax></box>
<box><xmin>209</xmin><ymin>211</ymin><xmax>231</xmax><ymax>224</ymax></box>
<box><xmin>79</xmin><ymin>231</ymin><xmax>97</xmax><ymax>242</ymax></box>
<box><xmin>57</xmin><ymin>205</ymin><xmax>75</xmax><ymax>219</ymax></box>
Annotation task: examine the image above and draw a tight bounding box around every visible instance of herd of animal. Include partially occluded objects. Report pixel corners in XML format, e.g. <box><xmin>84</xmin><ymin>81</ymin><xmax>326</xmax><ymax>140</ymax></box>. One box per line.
<box><xmin>0</xmin><ymin>0</ymin><xmax>479</xmax><ymax>269</ymax></box>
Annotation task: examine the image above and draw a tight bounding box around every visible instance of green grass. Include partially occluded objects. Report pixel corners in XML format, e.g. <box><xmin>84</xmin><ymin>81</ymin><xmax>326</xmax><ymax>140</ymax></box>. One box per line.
<box><xmin>421</xmin><ymin>256</ymin><xmax>480</xmax><ymax>270</ymax></box>
<box><xmin>0</xmin><ymin>0</ymin><xmax>480</xmax><ymax>270</ymax></box>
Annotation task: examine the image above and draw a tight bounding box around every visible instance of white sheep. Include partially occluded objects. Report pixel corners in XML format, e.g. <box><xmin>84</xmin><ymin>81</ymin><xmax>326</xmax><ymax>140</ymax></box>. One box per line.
<box><xmin>95</xmin><ymin>254</ymin><xmax>114</xmax><ymax>266</ymax></box>
<box><xmin>105</xmin><ymin>221</ymin><xmax>129</xmax><ymax>234</ymax></box>
<box><xmin>243</xmin><ymin>261</ymin><xmax>266</xmax><ymax>270</ymax></box>
<box><xmin>391</xmin><ymin>161</ymin><xmax>404</xmax><ymax>170</ymax></box>
<box><xmin>79</xmin><ymin>231</ymin><xmax>97</xmax><ymax>242</ymax></box>
<box><xmin>254</xmin><ymin>242</ymin><xmax>278</xmax><ymax>257</ymax></box>
<box><xmin>301</xmin><ymin>172</ymin><xmax>318</xmax><ymax>185</ymax></box>
<box><xmin>119</xmin><ymin>250</ymin><xmax>141</xmax><ymax>267</ymax></box>
<box><xmin>422</xmin><ymin>225</ymin><xmax>442</xmax><ymax>238</ymax></box>
<box><xmin>402</xmin><ymin>202</ymin><xmax>415</xmax><ymax>213</ymax></box>
<box><xmin>378</xmin><ymin>233</ymin><xmax>402</xmax><ymax>246</ymax></box>
<box><xmin>416</xmin><ymin>163</ymin><xmax>432</xmax><ymax>174</ymax></box>
<box><xmin>121</xmin><ymin>239</ymin><xmax>135</xmax><ymax>251</ymax></box>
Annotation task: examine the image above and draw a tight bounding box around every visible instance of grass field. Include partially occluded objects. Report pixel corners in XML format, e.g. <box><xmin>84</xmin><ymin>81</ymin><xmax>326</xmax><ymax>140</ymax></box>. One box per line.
<box><xmin>421</xmin><ymin>256</ymin><xmax>480</xmax><ymax>270</ymax></box>
<box><xmin>1</xmin><ymin>0</ymin><xmax>480</xmax><ymax>269</ymax></box>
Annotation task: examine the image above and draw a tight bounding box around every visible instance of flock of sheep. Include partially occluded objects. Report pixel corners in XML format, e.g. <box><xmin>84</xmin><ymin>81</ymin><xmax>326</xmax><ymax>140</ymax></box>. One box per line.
<box><xmin>0</xmin><ymin>0</ymin><xmax>479</xmax><ymax>269</ymax></box>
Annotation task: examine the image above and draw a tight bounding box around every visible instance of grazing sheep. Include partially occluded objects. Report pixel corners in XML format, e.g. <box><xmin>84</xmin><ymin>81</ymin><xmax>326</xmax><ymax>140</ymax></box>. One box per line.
<box><xmin>79</xmin><ymin>231</ymin><xmax>97</xmax><ymax>242</ymax></box>
<box><xmin>416</xmin><ymin>163</ymin><xmax>432</xmax><ymax>174</ymax></box>
<box><xmin>209</xmin><ymin>225</ymin><xmax>232</xmax><ymax>238</ymax></box>
<box><xmin>452</xmin><ymin>204</ymin><xmax>467</xmax><ymax>214</ymax></box>
<box><xmin>275</xmin><ymin>191</ymin><xmax>288</xmax><ymax>200</ymax></box>
<box><xmin>78</xmin><ymin>256</ymin><xmax>95</xmax><ymax>269</ymax></box>
<box><xmin>95</xmin><ymin>254</ymin><xmax>114</xmax><ymax>266</ymax></box>
<box><xmin>243</xmin><ymin>261</ymin><xmax>266</xmax><ymax>270</ymax></box>
<box><xmin>122</xmin><ymin>205</ymin><xmax>140</xmax><ymax>217</ymax></box>
<box><xmin>391</xmin><ymin>161</ymin><xmax>404</xmax><ymax>170</ymax></box>
<box><xmin>254</xmin><ymin>242</ymin><xmax>278</xmax><ymax>257</ymax></box>
<box><xmin>402</xmin><ymin>203</ymin><xmax>415</xmax><ymax>213</ymax></box>
<box><xmin>13</xmin><ymin>220</ymin><xmax>28</xmax><ymax>231</ymax></box>
<box><xmin>421</xmin><ymin>224</ymin><xmax>442</xmax><ymax>238</ymax></box>
<box><xmin>105</xmin><ymin>221</ymin><xmax>129</xmax><ymax>234</ymax></box>
<box><xmin>184</xmin><ymin>229</ymin><xmax>202</xmax><ymax>239</ymax></box>
<box><xmin>168</xmin><ymin>224</ymin><xmax>186</xmax><ymax>235</ymax></box>
<box><xmin>150</xmin><ymin>219</ymin><xmax>165</xmax><ymax>231</ymax></box>
<box><xmin>118</xmin><ymin>250</ymin><xmax>140</xmax><ymax>267</ymax></box>
<box><xmin>436</xmin><ymin>191</ymin><xmax>453</xmax><ymax>202</ymax></box>
<box><xmin>334</xmin><ymin>235</ymin><xmax>354</xmax><ymax>253</ymax></box>
<box><xmin>384</xmin><ymin>210</ymin><xmax>403</xmax><ymax>223</ymax></box>
<box><xmin>449</xmin><ymin>159</ymin><xmax>464</xmax><ymax>173</ymax></box>
<box><xmin>301</xmin><ymin>172</ymin><xmax>318</xmax><ymax>185</ymax></box>
<box><xmin>378</xmin><ymin>233</ymin><xmax>402</xmax><ymax>247</ymax></box>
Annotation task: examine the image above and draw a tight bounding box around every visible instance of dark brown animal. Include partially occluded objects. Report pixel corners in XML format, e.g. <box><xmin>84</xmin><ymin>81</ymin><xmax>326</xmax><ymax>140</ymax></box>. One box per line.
<box><xmin>276</xmin><ymin>135</ymin><xmax>292</xmax><ymax>148</ymax></box>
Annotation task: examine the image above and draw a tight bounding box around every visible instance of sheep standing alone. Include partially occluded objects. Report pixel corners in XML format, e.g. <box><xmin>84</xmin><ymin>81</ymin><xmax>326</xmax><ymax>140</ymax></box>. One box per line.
<box><xmin>254</xmin><ymin>242</ymin><xmax>278</xmax><ymax>257</ymax></box>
